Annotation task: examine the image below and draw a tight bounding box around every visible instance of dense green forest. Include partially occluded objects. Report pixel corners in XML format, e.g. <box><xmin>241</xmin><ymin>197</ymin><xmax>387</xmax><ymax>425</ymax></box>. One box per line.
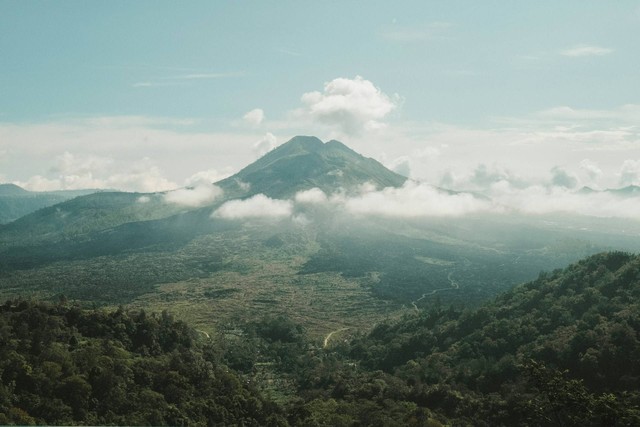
<box><xmin>1</xmin><ymin>252</ymin><xmax>639</xmax><ymax>425</ymax></box>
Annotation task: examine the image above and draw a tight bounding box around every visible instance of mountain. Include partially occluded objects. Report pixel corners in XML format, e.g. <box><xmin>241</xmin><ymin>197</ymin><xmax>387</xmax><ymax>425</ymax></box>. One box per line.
<box><xmin>216</xmin><ymin>135</ymin><xmax>407</xmax><ymax>198</ymax></box>
<box><xmin>0</xmin><ymin>184</ymin><xmax>99</xmax><ymax>224</ymax></box>
<box><xmin>575</xmin><ymin>185</ymin><xmax>640</xmax><ymax>197</ymax></box>
<box><xmin>607</xmin><ymin>185</ymin><xmax>640</xmax><ymax>197</ymax></box>
<box><xmin>1</xmin><ymin>136</ymin><xmax>639</xmax><ymax>334</ymax></box>
<box><xmin>0</xmin><ymin>183</ymin><xmax>29</xmax><ymax>196</ymax></box>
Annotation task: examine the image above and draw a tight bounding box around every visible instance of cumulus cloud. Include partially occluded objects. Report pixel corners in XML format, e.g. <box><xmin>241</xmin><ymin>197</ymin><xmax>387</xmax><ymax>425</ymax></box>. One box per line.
<box><xmin>243</xmin><ymin>108</ymin><xmax>265</xmax><ymax>126</ymax></box>
<box><xmin>253</xmin><ymin>133</ymin><xmax>278</xmax><ymax>157</ymax></box>
<box><xmin>212</xmin><ymin>194</ymin><xmax>293</xmax><ymax>219</ymax></box>
<box><xmin>164</xmin><ymin>182</ymin><xmax>223</xmax><ymax>207</ymax></box>
<box><xmin>560</xmin><ymin>44</ymin><xmax>613</xmax><ymax>57</ymax></box>
<box><xmin>297</xmin><ymin>76</ymin><xmax>399</xmax><ymax>135</ymax></box>
<box><xmin>295</xmin><ymin>188</ymin><xmax>328</xmax><ymax>204</ymax></box>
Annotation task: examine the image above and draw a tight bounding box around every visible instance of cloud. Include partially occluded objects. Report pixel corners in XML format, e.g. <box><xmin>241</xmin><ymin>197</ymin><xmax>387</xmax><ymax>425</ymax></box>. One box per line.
<box><xmin>560</xmin><ymin>44</ymin><xmax>613</xmax><ymax>57</ymax></box>
<box><xmin>440</xmin><ymin>164</ymin><xmax>528</xmax><ymax>192</ymax></box>
<box><xmin>184</xmin><ymin>169</ymin><xmax>233</xmax><ymax>186</ymax></box>
<box><xmin>295</xmin><ymin>188</ymin><xmax>328</xmax><ymax>204</ymax></box>
<box><xmin>389</xmin><ymin>156</ymin><xmax>411</xmax><ymax>177</ymax></box>
<box><xmin>296</xmin><ymin>76</ymin><xmax>399</xmax><ymax>135</ymax></box>
<box><xmin>343</xmin><ymin>181</ymin><xmax>493</xmax><ymax>218</ymax></box>
<box><xmin>253</xmin><ymin>133</ymin><xmax>278</xmax><ymax>157</ymax></box>
<box><xmin>0</xmin><ymin>116</ymin><xmax>257</xmax><ymax>192</ymax></box>
<box><xmin>619</xmin><ymin>160</ymin><xmax>640</xmax><ymax>186</ymax></box>
<box><xmin>137</xmin><ymin>195</ymin><xmax>151</xmax><ymax>203</ymax></box>
<box><xmin>489</xmin><ymin>184</ymin><xmax>640</xmax><ymax>218</ymax></box>
<box><xmin>243</xmin><ymin>108</ymin><xmax>265</xmax><ymax>126</ymax></box>
<box><xmin>17</xmin><ymin>156</ymin><xmax>179</xmax><ymax>193</ymax></box>
<box><xmin>135</xmin><ymin>71</ymin><xmax>244</xmax><ymax>87</ymax></box>
<box><xmin>579</xmin><ymin>159</ymin><xmax>602</xmax><ymax>182</ymax></box>
<box><xmin>550</xmin><ymin>166</ymin><xmax>578</xmax><ymax>189</ymax></box>
<box><xmin>212</xmin><ymin>194</ymin><xmax>293</xmax><ymax>219</ymax></box>
<box><xmin>164</xmin><ymin>182</ymin><xmax>223</xmax><ymax>207</ymax></box>
<box><xmin>381</xmin><ymin>22</ymin><xmax>452</xmax><ymax>42</ymax></box>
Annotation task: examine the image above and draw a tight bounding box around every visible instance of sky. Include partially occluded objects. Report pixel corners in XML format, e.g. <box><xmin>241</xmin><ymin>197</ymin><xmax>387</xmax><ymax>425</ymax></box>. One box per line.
<box><xmin>1</xmin><ymin>1</ymin><xmax>640</xmax><ymax>196</ymax></box>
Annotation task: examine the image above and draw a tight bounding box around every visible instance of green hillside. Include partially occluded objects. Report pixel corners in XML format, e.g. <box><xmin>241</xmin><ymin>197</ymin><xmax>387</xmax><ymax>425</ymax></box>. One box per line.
<box><xmin>2</xmin><ymin>252</ymin><xmax>639</xmax><ymax>425</ymax></box>
<box><xmin>0</xmin><ymin>299</ymin><xmax>285</xmax><ymax>425</ymax></box>
<box><xmin>0</xmin><ymin>184</ymin><xmax>98</xmax><ymax>225</ymax></box>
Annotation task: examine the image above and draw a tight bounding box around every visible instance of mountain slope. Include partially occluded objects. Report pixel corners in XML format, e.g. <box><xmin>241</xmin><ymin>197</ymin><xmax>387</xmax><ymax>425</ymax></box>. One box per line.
<box><xmin>0</xmin><ymin>184</ymin><xmax>98</xmax><ymax>224</ymax></box>
<box><xmin>216</xmin><ymin>135</ymin><xmax>407</xmax><ymax>198</ymax></box>
<box><xmin>337</xmin><ymin>251</ymin><xmax>640</xmax><ymax>424</ymax></box>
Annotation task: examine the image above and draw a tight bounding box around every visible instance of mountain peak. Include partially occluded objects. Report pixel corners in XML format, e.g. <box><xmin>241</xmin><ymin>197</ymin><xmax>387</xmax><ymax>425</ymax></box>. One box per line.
<box><xmin>216</xmin><ymin>136</ymin><xmax>406</xmax><ymax>198</ymax></box>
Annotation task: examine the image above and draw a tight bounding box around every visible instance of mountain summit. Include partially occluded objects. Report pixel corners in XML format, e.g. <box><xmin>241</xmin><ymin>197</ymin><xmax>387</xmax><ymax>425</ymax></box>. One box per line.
<box><xmin>216</xmin><ymin>136</ymin><xmax>407</xmax><ymax>198</ymax></box>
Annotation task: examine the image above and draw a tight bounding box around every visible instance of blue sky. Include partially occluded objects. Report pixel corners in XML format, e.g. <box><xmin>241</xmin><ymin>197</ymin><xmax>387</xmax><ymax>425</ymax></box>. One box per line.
<box><xmin>1</xmin><ymin>1</ymin><xmax>639</xmax><ymax>195</ymax></box>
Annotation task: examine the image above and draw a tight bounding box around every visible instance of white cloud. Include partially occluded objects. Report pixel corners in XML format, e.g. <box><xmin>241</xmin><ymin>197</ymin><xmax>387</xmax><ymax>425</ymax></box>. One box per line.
<box><xmin>579</xmin><ymin>159</ymin><xmax>602</xmax><ymax>183</ymax></box>
<box><xmin>137</xmin><ymin>195</ymin><xmax>151</xmax><ymax>203</ymax></box>
<box><xmin>296</xmin><ymin>76</ymin><xmax>399</xmax><ymax>135</ymax></box>
<box><xmin>389</xmin><ymin>156</ymin><xmax>411</xmax><ymax>177</ymax></box>
<box><xmin>253</xmin><ymin>133</ymin><xmax>278</xmax><ymax>157</ymax></box>
<box><xmin>243</xmin><ymin>108</ymin><xmax>265</xmax><ymax>126</ymax></box>
<box><xmin>17</xmin><ymin>156</ymin><xmax>179</xmax><ymax>192</ymax></box>
<box><xmin>619</xmin><ymin>160</ymin><xmax>640</xmax><ymax>186</ymax></box>
<box><xmin>550</xmin><ymin>166</ymin><xmax>578</xmax><ymax>189</ymax></box>
<box><xmin>560</xmin><ymin>44</ymin><xmax>613</xmax><ymax>57</ymax></box>
<box><xmin>104</xmin><ymin>160</ymin><xmax>178</xmax><ymax>192</ymax></box>
<box><xmin>212</xmin><ymin>194</ymin><xmax>293</xmax><ymax>219</ymax></box>
<box><xmin>0</xmin><ymin>116</ymin><xmax>256</xmax><ymax>192</ymax></box>
<box><xmin>343</xmin><ymin>181</ymin><xmax>493</xmax><ymax>218</ymax></box>
<box><xmin>164</xmin><ymin>182</ymin><xmax>223</xmax><ymax>207</ymax></box>
<box><xmin>295</xmin><ymin>188</ymin><xmax>328</xmax><ymax>204</ymax></box>
<box><xmin>439</xmin><ymin>164</ymin><xmax>529</xmax><ymax>192</ymax></box>
<box><xmin>184</xmin><ymin>168</ymin><xmax>233</xmax><ymax>186</ymax></box>
<box><xmin>490</xmin><ymin>184</ymin><xmax>640</xmax><ymax>218</ymax></box>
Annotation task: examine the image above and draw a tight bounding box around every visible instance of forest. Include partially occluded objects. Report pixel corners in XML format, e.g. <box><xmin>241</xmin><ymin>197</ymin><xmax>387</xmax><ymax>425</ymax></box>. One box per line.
<box><xmin>1</xmin><ymin>251</ymin><xmax>639</xmax><ymax>425</ymax></box>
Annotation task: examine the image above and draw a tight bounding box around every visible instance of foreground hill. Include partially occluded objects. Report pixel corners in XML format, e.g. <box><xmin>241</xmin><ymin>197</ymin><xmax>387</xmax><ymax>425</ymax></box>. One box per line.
<box><xmin>1</xmin><ymin>252</ymin><xmax>639</xmax><ymax>425</ymax></box>
<box><xmin>0</xmin><ymin>299</ymin><xmax>285</xmax><ymax>425</ymax></box>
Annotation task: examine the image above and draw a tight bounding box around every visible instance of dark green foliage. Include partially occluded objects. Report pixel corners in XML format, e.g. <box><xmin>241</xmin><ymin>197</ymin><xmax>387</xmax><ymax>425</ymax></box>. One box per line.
<box><xmin>331</xmin><ymin>252</ymin><xmax>640</xmax><ymax>425</ymax></box>
<box><xmin>0</xmin><ymin>299</ymin><xmax>286</xmax><ymax>425</ymax></box>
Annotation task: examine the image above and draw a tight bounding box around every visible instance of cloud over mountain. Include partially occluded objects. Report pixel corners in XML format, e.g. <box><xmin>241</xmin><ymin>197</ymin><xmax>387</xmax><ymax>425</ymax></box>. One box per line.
<box><xmin>164</xmin><ymin>182</ymin><xmax>223</xmax><ymax>207</ymax></box>
<box><xmin>297</xmin><ymin>76</ymin><xmax>399</xmax><ymax>135</ymax></box>
<box><xmin>212</xmin><ymin>194</ymin><xmax>293</xmax><ymax>219</ymax></box>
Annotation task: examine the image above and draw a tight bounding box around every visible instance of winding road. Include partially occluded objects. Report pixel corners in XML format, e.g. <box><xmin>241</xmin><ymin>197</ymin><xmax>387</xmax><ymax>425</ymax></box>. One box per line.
<box><xmin>323</xmin><ymin>327</ymin><xmax>350</xmax><ymax>348</ymax></box>
<box><xmin>410</xmin><ymin>271</ymin><xmax>460</xmax><ymax>312</ymax></box>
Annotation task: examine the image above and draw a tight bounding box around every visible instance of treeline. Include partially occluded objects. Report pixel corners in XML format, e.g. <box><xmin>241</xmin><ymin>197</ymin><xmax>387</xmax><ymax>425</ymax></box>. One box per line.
<box><xmin>2</xmin><ymin>251</ymin><xmax>640</xmax><ymax>425</ymax></box>
<box><xmin>0</xmin><ymin>299</ymin><xmax>286</xmax><ymax>426</ymax></box>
